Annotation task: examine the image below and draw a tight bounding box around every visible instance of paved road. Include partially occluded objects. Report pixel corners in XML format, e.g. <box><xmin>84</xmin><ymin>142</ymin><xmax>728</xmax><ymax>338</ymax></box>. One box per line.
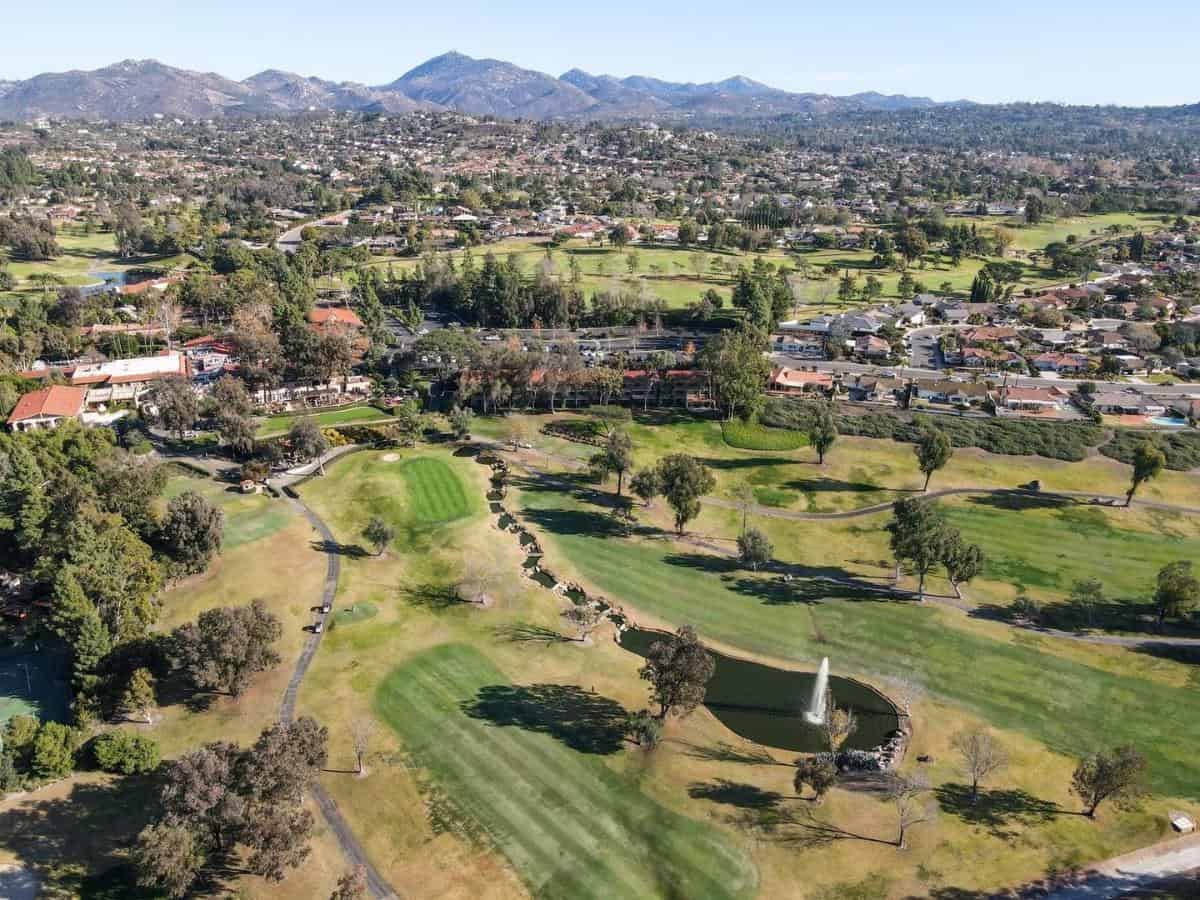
<box><xmin>269</xmin><ymin>454</ymin><xmax>399</xmax><ymax>899</ymax></box>
<box><xmin>1032</xmin><ymin>835</ymin><xmax>1200</xmax><ymax>900</ymax></box>
<box><xmin>772</xmin><ymin>353</ymin><xmax>1200</xmax><ymax>397</ymax></box>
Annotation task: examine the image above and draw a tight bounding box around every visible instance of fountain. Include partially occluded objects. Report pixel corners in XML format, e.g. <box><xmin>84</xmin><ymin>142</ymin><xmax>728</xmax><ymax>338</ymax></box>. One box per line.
<box><xmin>804</xmin><ymin>657</ymin><xmax>830</xmax><ymax>725</ymax></box>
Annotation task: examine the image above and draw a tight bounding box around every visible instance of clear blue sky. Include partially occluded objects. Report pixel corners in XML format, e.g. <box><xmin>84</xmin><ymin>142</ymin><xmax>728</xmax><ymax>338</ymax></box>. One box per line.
<box><xmin>5</xmin><ymin>0</ymin><xmax>1199</xmax><ymax>106</ymax></box>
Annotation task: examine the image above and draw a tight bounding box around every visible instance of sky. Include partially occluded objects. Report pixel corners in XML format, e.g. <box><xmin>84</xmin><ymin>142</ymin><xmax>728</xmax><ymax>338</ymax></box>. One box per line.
<box><xmin>4</xmin><ymin>0</ymin><xmax>1200</xmax><ymax>106</ymax></box>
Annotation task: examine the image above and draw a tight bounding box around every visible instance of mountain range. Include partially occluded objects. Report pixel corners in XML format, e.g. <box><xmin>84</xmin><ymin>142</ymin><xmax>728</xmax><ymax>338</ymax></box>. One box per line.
<box><xmin>0</xmin><ymin>52</ymin><xmax>952</xmax><ymax>122</ymax></box>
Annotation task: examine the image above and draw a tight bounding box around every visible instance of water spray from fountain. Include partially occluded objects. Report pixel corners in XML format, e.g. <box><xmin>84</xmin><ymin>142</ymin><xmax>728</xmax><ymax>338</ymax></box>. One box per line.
<box><xmin>804</xmin><ymin>657</ymin><xmax>830</xmax><ymax>725</ymax></box>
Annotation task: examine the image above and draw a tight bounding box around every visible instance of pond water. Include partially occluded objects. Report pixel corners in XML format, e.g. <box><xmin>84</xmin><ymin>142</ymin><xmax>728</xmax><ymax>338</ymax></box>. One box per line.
<box><xmin>81</xmin><ymin>270</ymin><xmax>128</xmax><ymax>296</ymax></box>
<box><xmin>619</xmin><ymin>628</ymin><xmax>901</xmax><ymax>753</ymax></box>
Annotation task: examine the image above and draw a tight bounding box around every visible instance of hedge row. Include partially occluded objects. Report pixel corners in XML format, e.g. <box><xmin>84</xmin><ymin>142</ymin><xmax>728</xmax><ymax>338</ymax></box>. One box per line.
<box><xmin>1100</xmin><ymin>428</ymin><xmax>1200</xmax><ymax>471</ymax></box>
<box><xmin>762</xmin><ymin>398</ymin><xmax>1106</xmax><ymax>462</ymax></box>
<box><xmin>721</xmin><ymin>419</ymin><xmax>809</xmax><ymax>451</ymax></box>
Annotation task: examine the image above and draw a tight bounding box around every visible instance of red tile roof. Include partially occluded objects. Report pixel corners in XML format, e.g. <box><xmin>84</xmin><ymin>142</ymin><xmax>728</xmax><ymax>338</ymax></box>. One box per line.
<box><xmin>8</xmin><ymin>385</ymin><xmax>89</xmax><ymax>424</ymax></box>
<box><xmin>308</xmin><ymin>307</ymin><xmax>363</xmax><ymax>328</ymax></box>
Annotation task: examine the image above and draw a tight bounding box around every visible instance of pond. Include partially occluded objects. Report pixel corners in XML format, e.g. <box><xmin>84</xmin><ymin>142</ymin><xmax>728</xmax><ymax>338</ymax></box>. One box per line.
<box><xmin>618</xmin><ymin>628</ymin><xmax>901</xmax><ymax>753</ymax></box>
<box><xmin>81</xmin><ymin>270</ymin><xmax>128</xmax><ymax>296</ymax></box>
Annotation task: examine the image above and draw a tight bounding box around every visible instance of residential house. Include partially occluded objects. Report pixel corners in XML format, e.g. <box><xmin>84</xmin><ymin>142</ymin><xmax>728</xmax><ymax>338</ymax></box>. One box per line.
<box><xmin>913</xmin><ymin>379</ymin><xmax>991</xmax><ymax>406</ymax></box>
<box><xmin>771</xmin><ymin>333</ymin><xmax>825</xmax><ymax>357</ymax></box>
<box><xmin>7</xmin><ymin>385</ymin><xmax>89</xmax><ymax>431</ymax></box>
<box><xmin>308</xmin><ymin>306</ymin><xmax>364</xmax><ymax>330</ymax></box>
<box><xmin>1089</xmin><ymin>389</ymin><xmax>1166</xmax><ymax>416</ymax></box>
<box><xmin>997</xmin><ymin>386</ymin><xmax>1069</xmax><ymax>414</ymax></box>
<box><xmin>855</xmin><ymin>335</ymin><xmax>892</xmax><ymax>359</ymax></box>
<box><xmin>768</xmin><ymin>366</ymin><xmax>835</xmax><ymax>397</ymax></box>
<box><xmin>1032</xmin><ymin>352</ymin><xmax>1092</xmax><ymax>375</ymax></box>
<box><xmin>846</xmin><ymin>375</ymin><xmax>904</xmax><ymax>405</ymax></box>
<box><xmin>962</xmin><ymin>326</ymin><xmax>1020</xmax><ymax>349</ymax></box>
<box><xmin>962</xmin><ymin>347</ymin><xmax>1023</xmax><ymax>369</ymax></box>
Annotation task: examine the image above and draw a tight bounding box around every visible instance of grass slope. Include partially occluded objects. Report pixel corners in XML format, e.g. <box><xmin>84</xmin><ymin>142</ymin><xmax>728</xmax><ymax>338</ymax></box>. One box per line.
<box><xmin>256</xmin><ymin>404</ymin><xmax>393</xmax><ymax>438</ymax></box>
<box><xmin>944</xmin><ymin>502</ymin><xmax>1200</xmax><ymax>598</ymax></box>
<box><xmin>375</xmin><ymin>643</ymin><xmax>756</xmax><ymax>900</ymax></box>
<box><xmin>520</xmin><ymin>489</ymin><xmax>1200</xmax><ymax>799</ymax></box>
<box><xmin>162</xmin><ymin>473</ymin><xmax>294</xmax><ymax>549</ymax></box>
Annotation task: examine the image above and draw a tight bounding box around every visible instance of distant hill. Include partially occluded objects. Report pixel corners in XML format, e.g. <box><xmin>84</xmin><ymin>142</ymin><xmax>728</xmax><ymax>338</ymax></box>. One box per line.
<box><xmin>0</xmin><ymin>52</ymin><xmax>1064</xmax><ymax>122</ymax></box>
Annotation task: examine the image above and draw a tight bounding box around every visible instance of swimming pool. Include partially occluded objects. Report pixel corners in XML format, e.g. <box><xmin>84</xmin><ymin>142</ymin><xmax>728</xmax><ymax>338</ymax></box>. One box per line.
<box><xmin>1149</xmin><ymin>416</ymin><xmax>1189</xmax><ymax>427</ymax></box>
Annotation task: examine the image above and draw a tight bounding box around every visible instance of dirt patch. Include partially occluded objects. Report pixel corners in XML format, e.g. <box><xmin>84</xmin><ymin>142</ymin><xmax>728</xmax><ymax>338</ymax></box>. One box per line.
<box><xmin>381</xmin><ymin>452</ymin><xmax>400</xmax><ymax>462</ymax></box>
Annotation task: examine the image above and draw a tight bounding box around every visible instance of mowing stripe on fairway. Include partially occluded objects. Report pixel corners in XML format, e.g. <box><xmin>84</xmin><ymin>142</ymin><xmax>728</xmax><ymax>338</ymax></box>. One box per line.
<box><xmin>523</xmin><ymin>491</ymin><xmax>1200</xmax><ymax>799</ymax></box>
<box><xmin>376</xmin><ymin>644</ymin><xmax>756</xmax><ymax>900</ymax></box>
<box><xmin>399</xmin><ymin>457</ymin><xmax>472</xmax><ymax>524</ymax></box>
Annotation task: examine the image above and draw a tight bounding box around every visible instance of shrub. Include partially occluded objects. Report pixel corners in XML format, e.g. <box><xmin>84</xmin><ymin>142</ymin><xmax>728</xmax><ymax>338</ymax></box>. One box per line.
<box><xmin>1100</xmin><ymin>428</ymin><xmax>1200</xmax><ymax>471</ymax></box>
<box><xmin>31</xmin><ymin>722</ymin><xmax>77</xmax><ymax>780</ymax></box>
<box><xmin>93</xmin><ymin>730</ymin><xmax>161</xmax><ymax>775</ymax></box>
<box><xmin>721</xmin><ymin>418</ymin><xmax>808</xmax><ymax>451</ymax></box>
<box><xmin>762</xmin><ymin>398</ymin><xmax>1105</xmax><ymax>461</ymax></box>
<box><xmin>626</xmin><ymin>710</ymin><xmax>663</xmax><ymax>749</ymax></box>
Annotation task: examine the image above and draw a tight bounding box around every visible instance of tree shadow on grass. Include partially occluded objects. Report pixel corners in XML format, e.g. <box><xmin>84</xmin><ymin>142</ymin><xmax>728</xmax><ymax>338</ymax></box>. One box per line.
<box><xmin>688</xmin><ymin>779</ymin><xmax>786</xmax><ymax>810</ymax></box>
<box><xmin>661</xmin><ymin>552</ymin><xmax>894</xmax><ymax>605</ymax></box>
<box><xmin>681</xmin><ymin>740</ymin><xmax>791</xmax><ymax>767</ymax></box>
<box><xmin>403</xmin><ymin>582</ymin><xmax>468</xmax><ymax>610</ymax></box>
<box><xmin>0</xmin><ymin>772</ymin><xmax>165</xmax><ymax>897</ymax></box>
<box><xmin>520</xmin><ymin>504</ymin><xmax>654</xmax><ymax>540</ymax></box>
<box><xmin>1132</xmin><ymin>642</ymin><xmax>1200</xmax><ymax>666</ymax></box>
<box><xmin>935</xmin><ymin>783</ymin><xmax>1062</xmax><ymax>839</ymax></box>
<box><xmin>964</xmin><ymin>490</ymin><xmax>1083</xmax><ymax>512</ymax></box>
<box><xmin>310</xmin><ymin>539</ymin><xmax>369</xmax><ymax>558</ymax></box>
<box><xmin>492</xmin><ymin>622</ymin><xmax>574</xmax><ymax>644</ymax></box>
<box><xmin>696</xmin><ymin>456</ymin><xmax>796</xmax><ymax>471</ymax></box>
<box><xmin>782</xmin><ymin>476</ymin><xmax>882</xmax><ymax>494</ymax></box>
<box><xmin>462</xmin><ymin>684</ymin><xmax>628</xmax><ymax>754</ymax></box>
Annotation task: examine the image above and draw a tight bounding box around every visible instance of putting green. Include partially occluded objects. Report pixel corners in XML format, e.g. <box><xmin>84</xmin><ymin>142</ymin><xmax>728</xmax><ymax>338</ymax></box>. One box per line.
<box><xmin>375</xmin><ymin>644</ymin><xmax>756</xmax><ymax>900</ymax></box>
<box><xmin>398</xmin><ymin>457</ymin><xmax>473</xmax><ymax>525</ymax></box>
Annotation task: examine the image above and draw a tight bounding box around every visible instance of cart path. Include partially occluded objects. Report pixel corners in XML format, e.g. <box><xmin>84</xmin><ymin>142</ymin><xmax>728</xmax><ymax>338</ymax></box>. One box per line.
<box><xmin>273</xmin><ymin>461</ymin><xmax>399</xmax><ymax>900</ymax></box>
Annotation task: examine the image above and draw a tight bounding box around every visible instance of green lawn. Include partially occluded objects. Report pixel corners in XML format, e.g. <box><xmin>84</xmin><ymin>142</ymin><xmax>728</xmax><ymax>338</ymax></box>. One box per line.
<box><xmin>721</xmin><ymin>420</ymin><xmax>809</xmax><ymax>452</ymax></box>
<box><xmin>943</xmin><ymin>500</ymin><xmax>1200</xmax><ymax>599</ymax></box>
<box><xmin>256</xmin><ymin>404</ymin><xmax>393</xmax><ymax>438</ymax></box>
<box><xmin>398</xmin><ymin>457</ymin><xmax>474</xmax><ymax>525</ymax></box>
<box><xmin>375</xmin><ymin>643</ymin><xmax>756</xmax><ymax>900</ymax></box>
<box><xmin>518</xmin><ymin>487</ymin><xmax>1200</xmax><ymax>799</ymax></box>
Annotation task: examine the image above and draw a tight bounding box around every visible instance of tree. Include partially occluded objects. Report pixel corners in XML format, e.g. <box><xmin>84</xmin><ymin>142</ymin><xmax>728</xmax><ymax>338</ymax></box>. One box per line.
<box><xmin>887</xmin><ymin>497</ymin><xmax>948</xmax><ymax>600</ymax></box>
<box><xmin>1126</xmin><ymin>442</ymin><xmax>1164</xmax><ymax>506</ymax></box>
<box><xmin>94</xmin><ymin>730</ymin><xmax>161</xmax><ymax>775</ymax></box>
<box><xmin>793</xmin><ymin>756</ymin><xmax>837</xmax><ymax>804</ymax></box>
<box><xmin>807</xmin><ymin>403</ymin><xmax>838</xmax><ymax>465</ymax></box>
<box><xmin>950</xmin><ymin>729</ymin><xmax>1008</xmax><ymax>803</ymax></box>
<box><xmin>737</xmin><ymin>527</ymin><xmax>773</xmax><ymax>571</ymax></box>
<box><xmin>1024</xmin><ymin>194</ymin><xmax>1046</xmax><ymax>225</ymax></box>
<box><xmin>31</xmin><ymin>721</ymin><xmax>76</xmax><ymax>780</ymax></box>
<box><xmin>699</xmin><ymin>326</ymin><xmax>772</xmax><ymax>421</ymax></box>
<box><xmin>914</xmin><ymin>426</ymin><xmax>952</xmax><ymax>491</ymax></box>
<box><xmin>288</xmin><ymin>418</ymin><xmax>329</xmax><ymax>474</ymax></box>
<box><xmin>656</xmin><ymin>454</ymin><xmax>716</xmax><ymax>534</ymax></box>
<box><xmin>134</xmin><ymin>822</ymin><xmax>205</xmax><ymax>899</ymax></box>
<box><xmin>331</xmin><ymin>866</ymin><xmax>369</xmax><ymax>900</ymax></box>
<box><xmin>625</xmin><ymin>710</ymin><xmax>663</xmax><ymax>749</ymax></box>
<box><xmin>171</xmin><ymin>600</ymin><xmax>283</xmax><ymax>696</ymax></box>
<box><xmin>895</xmin><ymin>226</ymin><xmax>929</xmax><ymax>264</ymax></box>
<box><xmin>993</xmin><ymin>226</ymin><xmax>1015</xmax><ymax>257</ymax></box>
<box><xmin>243</xmin><ymin>805</ymin><xmax>314</xmax><ymax>881</ymax></box>
<box><xmin>388</xmin><ymin>399</ymin><xmax>425</xmax><ymax>447</ymax></box>
<box><xmin>244</xmin><ymin>716</ymin><xmax>329</xmax><ymax>804</ymax></box>
<box><xmin>160</xmin><ymin>491</ymin><xmax>224</xmax><ymax>575</ymax></box>
<box><xmin>820</xmin><ymin>692</ymin><xmax>857</xmax><ymax>755</ymax></box>
<box><xmin>1068</xmin><ymin>578</ymin><xmax>1105</xmax><ymax>628</ymax></box>
<box><xmin>589</xmin><ymin>428</ymin><xmax>634</xmax><ymax>496</ymax></box>
<box><xmin>449</xmin><ymin>405</ymin><xmax>473</xmax><ymax>441</ymax></box>
<box><xmin>890</xmin><ymin>774</ymin><xmax>936</xmax><ymax>849</ymax></box>
<box><xmin>153</xmin><ymin>375</ymin><xmax>198</xmax><ymax>440</ymax></box>
<box><xmin>732</xmin><ymin>481</ymin><xmax>755</xmax><ymax>535</ymax></box>
<box><xmin>122</xmin><ymin>667</ymin><xmax>157</xmax><ymax>724</ymax></box>
<box><xmin>1071</xmin><ymin>746</ymin><xmax>1146</xmax><ymax>818</ymax></box>
<box><xmin>1153</xmin><ymin>560</ymin><xmax>1200</xmax><ymax>630</ymax></box>
<box><xmin>350</xmin><ymin>718</ymin><xmax>375</xmax><ymax>776</ymax></box>
<box><xmin>211</xmin><ymin>375</ymin><xmax>253</xmax><ymax>419</ymax></box>
<box><xmin>217</xmin><ymin>413</ymin><xmax>256</xmax><ymax>458</ymax></box>
<box><xmin>630</xmin><ymin>467</ymin><xmax>662</xmax><ymax>508</ymax></box>
<box><xmin>639</xmin><ymin>625</ymin><xmax>715</xmax><ymax>719</ymax></box>
<box><xmin>940</xmin><ymin>530</ymin><xmax>985</xmax><ymax>599</ymax></box>
<box><xmin>362</xmin><ymin>516</ymin><xmax>395</xmax><ymax>557</ymax></box>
